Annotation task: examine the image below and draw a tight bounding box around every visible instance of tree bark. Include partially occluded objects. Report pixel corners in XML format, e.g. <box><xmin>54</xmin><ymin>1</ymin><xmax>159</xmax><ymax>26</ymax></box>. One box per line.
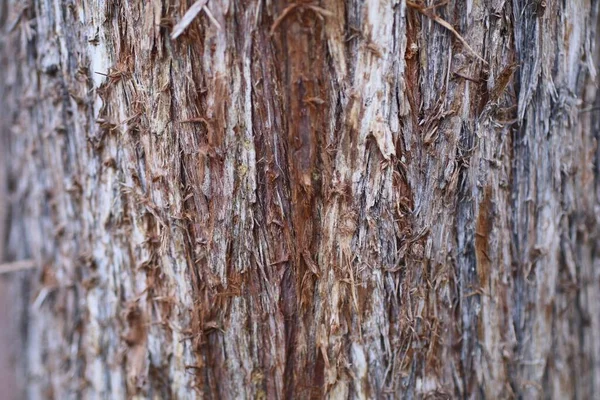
<box><xmin>1</xmin><ymin>0</ymin><xmax>599</xmax><ymax>398</ymax></box>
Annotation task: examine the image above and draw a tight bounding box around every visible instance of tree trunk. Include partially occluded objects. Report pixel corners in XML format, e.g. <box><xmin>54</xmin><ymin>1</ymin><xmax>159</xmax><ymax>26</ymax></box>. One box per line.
<box><xmin>1</xmin><ymin>0</ymin><xmax>599</xmax><ymax>398</ymax></box>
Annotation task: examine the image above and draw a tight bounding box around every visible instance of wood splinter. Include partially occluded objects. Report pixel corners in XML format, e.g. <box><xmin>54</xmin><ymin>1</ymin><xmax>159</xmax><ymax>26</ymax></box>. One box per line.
<box><xmin>407</xmin><ymin>1</ymin><xmax>488</xmax><ymax>65</ymax></box>
<box><xmin>171</xmin><ymin>0</ymin><xmax>221</xmax><ymax>40</ymax></box>
<box><xmin>0</xmin><ymin>259</ymin><xmax>36</xmax><ymax>275</ymax></box>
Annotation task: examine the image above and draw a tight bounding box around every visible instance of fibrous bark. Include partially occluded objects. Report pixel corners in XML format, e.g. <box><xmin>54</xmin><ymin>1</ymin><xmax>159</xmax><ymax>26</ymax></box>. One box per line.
<box><xmin>1</xmin><ymin>0</ymin><xmax>599</xmax><ymax>398</ymax></box>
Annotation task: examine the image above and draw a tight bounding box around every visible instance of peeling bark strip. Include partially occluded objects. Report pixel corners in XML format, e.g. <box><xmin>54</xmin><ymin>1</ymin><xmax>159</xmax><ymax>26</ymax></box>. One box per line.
<box><xmin>0</xmin><ymin>0</ymin><xmax>599</xmax><ymax>398</ymax></box>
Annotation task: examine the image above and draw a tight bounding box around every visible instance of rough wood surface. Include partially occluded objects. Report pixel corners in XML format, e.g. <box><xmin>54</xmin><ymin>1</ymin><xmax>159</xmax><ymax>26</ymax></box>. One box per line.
<box><xmin>1</xmin><ymin>0</ymin><xmax>599</xmax><ymax>398</ymax></box>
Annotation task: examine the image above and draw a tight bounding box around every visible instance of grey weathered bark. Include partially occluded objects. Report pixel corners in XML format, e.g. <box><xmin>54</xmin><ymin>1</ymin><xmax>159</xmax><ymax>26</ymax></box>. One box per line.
<box><xmin>1</xmin><ymin>0</ymin><xmax>599</xmax><ymax>398</ymax></box>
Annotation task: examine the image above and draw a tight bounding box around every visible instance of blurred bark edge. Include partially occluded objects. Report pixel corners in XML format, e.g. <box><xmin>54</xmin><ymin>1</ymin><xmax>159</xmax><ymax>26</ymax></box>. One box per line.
<box><xmin>1</xmin><ymin>0</ymin><xmax>600</xmax><ymax>398</ymax></box>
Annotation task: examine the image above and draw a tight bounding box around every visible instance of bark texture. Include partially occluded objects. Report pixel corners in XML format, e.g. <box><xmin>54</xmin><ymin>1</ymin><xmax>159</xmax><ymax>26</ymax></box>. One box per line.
<box><xmin>1</xmin><ymin>0</ymin><xmax>600</xmax><ymax>398</ymax></box>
